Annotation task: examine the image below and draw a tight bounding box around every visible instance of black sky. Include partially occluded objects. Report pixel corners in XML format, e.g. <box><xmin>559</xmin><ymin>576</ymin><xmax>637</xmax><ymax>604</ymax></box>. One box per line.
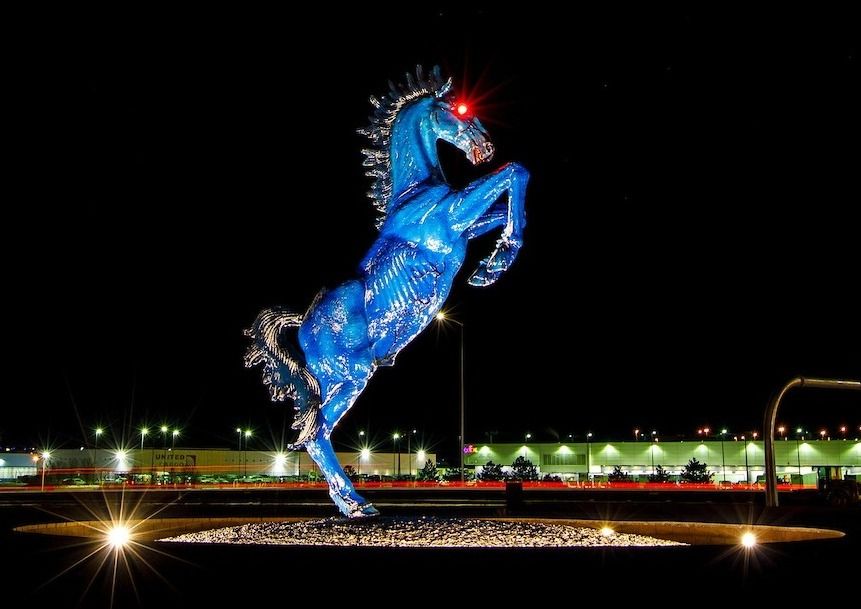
<box><xmin>7</xmin><ymin>8</ymin><xmax>859</xmax><ymax>457</ymax></box>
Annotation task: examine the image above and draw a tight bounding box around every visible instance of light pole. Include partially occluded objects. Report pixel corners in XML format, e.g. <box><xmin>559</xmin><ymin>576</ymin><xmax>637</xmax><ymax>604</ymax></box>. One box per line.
<box><xmin>742</xmin><ymin>435</ymin><xmax>750</xmax><ymax>485</ymax></box>
<box><xmin>720</xmin><ymin>429</ymin><xmax>727</xmax><ymax>484</ymax></box>
<box><xmin>170</xmin><ymin>429</ymin><xmax>180</xmax><ymax>482</ymax></box>
<box><xmin>407</xmin><ymin>429</ymin><xmax>416</xmax><ymax>481</ymax></box>
<box><xmin>140</xmin><ymin>427</ymin><xmax>149</xmax><ymax>484</ymax></box>
<box><xmin>94</xmin><ymin>427</ymin><xmax>103</xmax><ymax>484</ymax></box>
<box><xmin>392</xmin><ymin>433</ymin><xmax>400</xmax><ymax>478</ymax></box>
<box><xmin>586</xmin><ymin>432</ymin><xmax>593</xmax><ymax>485</ymax></box>
<box><xmin>524</xmin><ymin>433</ymin><xmax>531</xmax><ymax>459</ymax></box>
<box><xmin>795</xmin><ymin>427</ymin><xmax>803</xmax><ymax>482</ymax></box>
<box><xmin>236</xmin><ymin>428</ymin><xmax>242</xmax><ymax>478</ymax></box>
<box><xmin>436</xmin><ymin>312</ymin><xmax>465</xmax><ymax>484</ymax></box>
<box><xmin>357</xmin><ymin>430</ymin><xmax>366</xmax><ymax>476</ymax></box>
<box><xmin>634</xmin><ymin>428</ymin><xmax>639</xmax><ymax>442</ymax></box>
<box><xmin>650</xmin><ymin>442</ymin><xmax>655</xmax><ymax>475</ymax></box>
<box><xmin>40</xmin><ymin>451</ymin><xmax>51</xmax><ymax>492</ymax></box>
<box><xmin>159</xmin><ymin>425</ymin><xmax>168</xmax><ymax>484</ymax></box>
<box><xmin>244</xmin><ymin>429</ymin><xmax>252</xmax><ymax>476</ymax></box>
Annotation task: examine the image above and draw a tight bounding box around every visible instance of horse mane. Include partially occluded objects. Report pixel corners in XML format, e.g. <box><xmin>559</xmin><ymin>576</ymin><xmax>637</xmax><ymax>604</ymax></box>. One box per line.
<box><xmin>358</xmin><ymin>65</ymin><xmax>452</xmax><ymax>230</ymax></box>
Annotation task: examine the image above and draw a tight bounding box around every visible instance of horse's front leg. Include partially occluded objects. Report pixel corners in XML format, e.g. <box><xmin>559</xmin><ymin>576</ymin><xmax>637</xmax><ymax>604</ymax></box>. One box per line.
<box><xmin>450</xmin><ymin>162</ymin><xmax>529</xmax><ymax>286</ymax></box>
<box><xmin>306</xmin><ymin>434</ymin><xmax>379</xmax><ymax>518</ymax></box>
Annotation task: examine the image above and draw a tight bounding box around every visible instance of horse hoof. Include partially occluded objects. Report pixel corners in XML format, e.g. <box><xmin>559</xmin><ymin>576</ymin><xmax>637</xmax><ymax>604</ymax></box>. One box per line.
<box><xmin>467</xmin><ymin>266</ymin><xmax>500</xmax><ymax>287</ymax></box>
<box><xmin>487</xmin><ymin>247</ymin><xmax>515</xmax><ymax>273</ymax></box>
<box><xmin>349</xmin><ymin>503</ymin><xmax>380</xmax><ymax>518</ymax></box>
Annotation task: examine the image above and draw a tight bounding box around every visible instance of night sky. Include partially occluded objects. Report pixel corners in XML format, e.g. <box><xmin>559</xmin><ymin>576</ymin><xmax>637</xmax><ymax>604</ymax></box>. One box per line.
<box><xmin>7</xmin><ymin>8</ymin><xmax>859</xmax><ymax>458</ymax></box>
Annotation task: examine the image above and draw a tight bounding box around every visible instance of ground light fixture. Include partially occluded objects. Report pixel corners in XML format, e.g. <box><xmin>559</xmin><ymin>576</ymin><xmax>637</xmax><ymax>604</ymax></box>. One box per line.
<box><xmin>107</xmin><ymin>525</ymin><xmax>131</xmax><ymax>549</ymax></box>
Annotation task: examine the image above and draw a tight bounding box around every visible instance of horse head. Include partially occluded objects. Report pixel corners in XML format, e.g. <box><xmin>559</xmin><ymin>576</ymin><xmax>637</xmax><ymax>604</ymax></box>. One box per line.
<box><xmin>428</xmin><ymin>98</ymin><xmax>495</xmax><ymax>166</ymax></box>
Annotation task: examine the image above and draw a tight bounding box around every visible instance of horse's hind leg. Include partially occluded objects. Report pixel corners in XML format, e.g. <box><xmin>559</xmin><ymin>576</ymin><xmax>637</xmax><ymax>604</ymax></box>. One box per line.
<box><xmin>305</xmin><ymin>434</ymin><xmax>378</xmax><ymax>518</ymax></box>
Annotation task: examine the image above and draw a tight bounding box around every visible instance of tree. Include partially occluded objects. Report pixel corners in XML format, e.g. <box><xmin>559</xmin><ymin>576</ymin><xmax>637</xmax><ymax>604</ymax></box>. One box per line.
<box><xmin>607</xmin><ymin>465</ymin><xmax>630</xmax><ymax>482</ymax></box>
<box><xmin>510</xmin><ymin>456</ymin><xmax>538</xmax><ymax>481</ymax></box>
<box><xmin>680</xmin><ymin>458</ymin><xmax>713</xmax><ymax>483</ymax></box>
<box><xmin>417</xmin><ymin>460</ymin><xmax>439</xmax><ymax>482</ymax></box>
<box><xmin>443</xmin><ymin>467</ymin><xmax>472</xmax><ymax>482</ymax></box>
<box><xmin>478</xmin><ymin>461</ymin><xmax>504</xmax><ymax>481</ymax></box>
<box><xmin>648</xmin><ymin>465</ymin><xmax>671</xmax><ymax>483</ymax></box>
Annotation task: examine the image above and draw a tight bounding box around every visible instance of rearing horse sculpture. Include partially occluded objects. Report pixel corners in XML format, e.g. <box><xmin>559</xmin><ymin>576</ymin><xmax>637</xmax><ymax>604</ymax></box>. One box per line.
<box><xmin>246</xmin><ymin>66</ymin><xmax>528</xmax><ymax>517</ymax></box>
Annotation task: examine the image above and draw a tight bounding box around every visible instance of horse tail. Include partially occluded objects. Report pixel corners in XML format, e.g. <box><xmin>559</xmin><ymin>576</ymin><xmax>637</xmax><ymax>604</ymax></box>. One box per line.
<box><xmin>244</xmin><ymin>305</ymin><xmax>322</xmax><ymax>446</ymax></box>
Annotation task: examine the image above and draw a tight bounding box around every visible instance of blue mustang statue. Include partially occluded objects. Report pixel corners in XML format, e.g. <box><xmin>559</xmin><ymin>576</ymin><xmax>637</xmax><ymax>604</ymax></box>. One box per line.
<box><xmin>246</xmin><ymin>66</ymin><xmax>529</xmax><ymax>517</ymax></box>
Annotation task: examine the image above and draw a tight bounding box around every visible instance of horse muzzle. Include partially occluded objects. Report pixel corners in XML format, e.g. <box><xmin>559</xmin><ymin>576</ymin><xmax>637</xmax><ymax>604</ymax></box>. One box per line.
<box><xmin>469</xmin><ymin>141</ymin><xmax>495</xmax><ymax>165</ymax></box>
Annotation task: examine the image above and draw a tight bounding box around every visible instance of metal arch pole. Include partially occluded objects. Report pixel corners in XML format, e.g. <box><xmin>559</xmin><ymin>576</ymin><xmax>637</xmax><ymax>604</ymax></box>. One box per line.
<box><xmin>459</xmin><ymin>322</ymin><xmax>465</xmax><ymax>485</ymax></box>
<box><xmin>763</xmin><ymin>377</ymin><xmax>861</xmax><ymax>507</ymax></box>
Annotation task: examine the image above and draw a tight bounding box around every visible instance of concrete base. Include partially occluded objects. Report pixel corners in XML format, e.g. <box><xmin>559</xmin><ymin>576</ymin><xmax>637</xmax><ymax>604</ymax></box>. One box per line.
<box><xmin>14</xmin><ymin>516</ymin><xmax>844</xmax><ymax>545</ymax></box>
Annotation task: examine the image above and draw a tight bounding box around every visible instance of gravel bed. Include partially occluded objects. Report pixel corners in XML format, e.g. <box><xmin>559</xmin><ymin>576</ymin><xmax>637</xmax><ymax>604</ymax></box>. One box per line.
<box><xmin>160</xmin><ymin>517</ymin><xmax>684</xmax><ymax>547</ymax></box>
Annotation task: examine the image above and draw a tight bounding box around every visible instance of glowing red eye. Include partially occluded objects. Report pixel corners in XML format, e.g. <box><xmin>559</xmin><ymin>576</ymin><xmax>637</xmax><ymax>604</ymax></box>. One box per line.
<box><xmin>456</xmin><ymin>103</ymin><xmax>469</xmax><ymax>116</ymax></box>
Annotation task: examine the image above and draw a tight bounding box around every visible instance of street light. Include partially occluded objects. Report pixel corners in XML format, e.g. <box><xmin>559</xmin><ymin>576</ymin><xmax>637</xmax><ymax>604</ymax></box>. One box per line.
<box><xmin>436</xmin><ymin>311</ymin><xmax>465</xmax><ymax>484</ymax></box>
<box><xmin>40</xmin><ymin>451</ymin><xmax>51</xmax><ymax>492</ymax></box>
<box><xmin>94</xmin><ymin>427</ymin><xmax>104</xmax><ymax>484</ymax></box>
<box><xmin>650</xmin><ymin>441</ymin><xmax>656</xmax><ymax>476</ymax></box>
<box><xmin>795</xmin><ymin>428</ymin><xmax>803</xmax><ymax>483</ymax></box>
<box><xmin>407</xmin><ymin>429</ymin><xmax>416</xmax><ymax>481</ymax></box>
<box><xmin>778</xmin><ymin>425</ymin><xmax>786</xmax><ymax>440</ymax></box>
<box><xmin>244</xmin><ymin>429</ymin><xmax>252</xmax><ymax>476</ymax></box>
<box><xmin>586</xmin><ymin>432</ymin><xmax>593</xmax><ymax>485</ymax></box>
<box><xmin>392</xmin><ymin>433</ymin><xmax>400</xmax><ymax>478</ymax></box>
<box><xmin>140</xmin><ymin>427</ymin><xmax>149</xmax><ymax>484</ymax></box>
<box><xmin>634</xmin><ymin>428</ymin><xmax>639</xmax><ymax>442</ymax></box>
<box><xmin>742</xmin><ymin>435</ymin><xmax>750</xmax><ymax>485</ymax></box>
<box><xmin>356</xmin><ymin>430</ymin><xmax>367</xmax><ymax>476</ymax></box>
<box><xmin>720</xmin><ymin>429</ymin><xmax>728</xmax><ymax>484</ymax></box>
<box><xmin>236</xmin><ymin>428</ymin><xmax>242</xmax><ymax>478</ymax></box>
<box><xmin>172</xmin><ymin>429</ymin><xmax>180</xmax><ymax>450</ymax></box>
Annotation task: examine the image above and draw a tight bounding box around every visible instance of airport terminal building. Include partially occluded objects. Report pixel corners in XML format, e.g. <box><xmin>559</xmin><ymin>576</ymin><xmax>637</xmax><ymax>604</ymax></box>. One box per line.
<box><xmin>464</xmin><ymin>440</ymin><xmax>861</xmax><ymax>484</ymax></box>
<box><xmin>3</xmin><ymin>448</ymin><xmax>433</xmax><ymax>481</ymax></box>
<box><xmin>4</xmin><ymin>440</ymin><xmax>859</xmax><ymax>485</ymax></box>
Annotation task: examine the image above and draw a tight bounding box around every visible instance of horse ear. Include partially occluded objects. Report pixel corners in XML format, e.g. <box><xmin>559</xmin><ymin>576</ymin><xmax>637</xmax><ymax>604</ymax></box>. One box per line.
<box><xmin>436</xmin><ymin>77</ymin><xmax>452</xmax><ymax>98</ymax></box>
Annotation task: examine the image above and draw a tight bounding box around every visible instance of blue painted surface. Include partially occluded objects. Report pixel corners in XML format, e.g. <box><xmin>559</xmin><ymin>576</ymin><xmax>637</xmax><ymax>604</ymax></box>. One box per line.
<box><xmin>246</xmin><ymin>67</ymin><xmax>528</xmax><ymax>516</ymax></box>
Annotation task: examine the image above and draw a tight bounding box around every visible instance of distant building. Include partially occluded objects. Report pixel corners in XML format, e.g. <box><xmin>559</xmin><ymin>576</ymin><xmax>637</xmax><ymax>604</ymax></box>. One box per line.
<box><xmin>464</xmin><ymin>440</ymin><xmax>861</xmax><ymax>485</ymax></box>
<box><xmin>0</xmin><ymin>453</ymin><xmax>38</xmax><ymax>480</ymax></box>
<box><xmin>12</xmin><ymin>448</ymin><xmax>434</xmax><ymax>480</ymax></box>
